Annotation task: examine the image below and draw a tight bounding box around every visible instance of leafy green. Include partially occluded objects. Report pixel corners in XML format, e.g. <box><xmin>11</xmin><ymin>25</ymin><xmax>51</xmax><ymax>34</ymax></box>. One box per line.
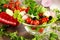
<box><xmin>48</xmin><ymin>18</ymin><xmax>58</xmax><ymax>24</ymax></box>
<box><xmin>32</xmin><ymin>35</ymin><xmax>41</xmax><ymax>40</ymax></box>
<box><xmin>53</xmin><ymin>9</ymin><xmax>60</xmax><ymax>20</ymax></box>
<box><xmin>49</xmin><ymin>32</ymin><xmax>58</xmax><ymax>40</ymax></box>
<box><xmin>13</xmin><ymin>10</ymin><xmax>25</xmax><ymax>23</ymax></box>
<box><xmin>0</xmin><ymin>6</ymin><xmax>7</xmax><ymax>12</ymax></box>
<box><xmin>23</xmin><ymin>0</ymin><xmax>47</xmax><ymax>16</ymax></box>
<box><xmin>0</xmin><ymin>0</ymin><xmax>9</xmax><ymax>5</ymax></box>
<box><xmin>0</xmin><ymin>25</ymin><xmax>7</xmax><ymax>36</ymax></box>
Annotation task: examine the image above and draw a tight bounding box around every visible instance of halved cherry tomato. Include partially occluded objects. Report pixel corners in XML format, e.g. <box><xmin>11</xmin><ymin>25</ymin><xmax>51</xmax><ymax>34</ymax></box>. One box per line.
<box><xmin>30</xmin><ymin>20</ymin><xmax>34</xmax><ymax>25</ymax></box>
<box><xmin>34</xmin><ymin>20</ymin><xmax>39</xmax><ymax>25</ymax></box>
<box><xmin>26</xmin><ymin>18</ymin><xmax>31</xmax><ymax>24</ymax></box>
<box><xmin>39</xmin><ymin>28</ymin><xmax>44</xmax><ymax>33</ymax></box>
<box><xmin>25</xmin><ymin>7</ymin><xmax>30</xmax><ymax>13</ymax></box>
<box><xmin>8</xmin><ymin>4</ymin><xmax>14</xmax><ymax>9</ymax></box>
<box><xmin>15</xmin><ymin>0</ymin><xmax>20</xmax><ymax>7</ymax></box>
<box><xmin>3</xmin><ymin>4</ymin><xmax>8</xmax><ymax>8</ymax></box>
<box><xmin>41</xmin><ymin>17</ymin><xmax>49</xmax><ymax>23</ymax></box>
<box><xmin>32</xmin><ymin>27</ymin><xmax>36</xmax><ymax>30</ymax></box>
<box><xmin>9</xmin><ymin>0</ymin><xmax>14</xmax><ymax>4</ymax></box>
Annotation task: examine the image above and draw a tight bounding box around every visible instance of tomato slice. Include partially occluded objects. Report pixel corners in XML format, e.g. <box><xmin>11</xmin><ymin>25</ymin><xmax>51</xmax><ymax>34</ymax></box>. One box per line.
<box><xmin>25</xmin><ymin>7</ymin><xmax>30</xmax><ymax>13</ymax></box>
<box><xmin>3</xmin><ymin>4</ymin><xmax>8</xmax><ymax>8</ymax></box>
<box><xmin>34</xmin><ymin>20</ymin><xmax>39</xmax><ymax>25</ymax></box>
<box><xmin>32</xmin><ymin>27</ymin><xmax>36</xmax><ymax>30</ymax></box>
<box><xmin>39</xmin><ymin>28</ymin><xmax>44</xmax><ymax>33</ymax></box>
<box><xmin>26</xmin><ymin>18</ymin><xmax>32</xmax><ymax>24</ymax></box>
<box><xmin>15</xmin><ymin>0</ymin><xmax>20</xmax><ymax>7</ymax></box>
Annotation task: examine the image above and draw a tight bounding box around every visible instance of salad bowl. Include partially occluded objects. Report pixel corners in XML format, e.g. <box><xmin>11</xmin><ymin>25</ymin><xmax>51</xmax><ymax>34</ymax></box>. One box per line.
<box><xmin>22</xmin><ymin>0</ymin><xmax>57</xmax><ymax>34</ymax></box>
<box><xmin>21</xmin><ymin>0</ymin><xmax>60</xmax><ymax>40</ymax></box>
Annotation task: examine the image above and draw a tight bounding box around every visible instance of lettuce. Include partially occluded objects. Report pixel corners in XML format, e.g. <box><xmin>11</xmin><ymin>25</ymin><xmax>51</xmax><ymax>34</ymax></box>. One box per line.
<box><xmin>48</xmin><ymin>18</ymin><xmax>58</xmax><ymax>24</ymax></box>
<box><xmin>13</xmin><ymin>10</ymin><xmax>25</xmax><ymax>23</ymax></box>
<box><xmin>53</xmin><ymin>9</ymin><xmax>60</xmax><ymax>20</ymax></box>
<box><xmin>49</xmin><ymin>32</ymin><xmax>58</xmax><ymax>40</ymax></box>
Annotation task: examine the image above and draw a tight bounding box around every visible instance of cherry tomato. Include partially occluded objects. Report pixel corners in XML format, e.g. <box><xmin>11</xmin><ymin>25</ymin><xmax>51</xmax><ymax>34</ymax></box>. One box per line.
<box><xmin>34</xmin><ymin>20</ymin><xmax>40</xmax><ymax>25</ymax></box>
<box><xmin>25</xmin><ymin>7</ymin><xmax>30</xmax><ymax>13</ymax></box>
<box><xmin>20</xmin><ymin>8</ymin><xmax>25</xmax><ymax>12</ymax></box>
<box><xmin>26</xmin><ymin>18</ymin><xmax>31</xmax><ymax>24</ymax></box>
<box><xmin>9</xmin><ymin>0</ymin><xmax>14</xmax><ymax>4</ymax></box>
<box><xmin>39</xmin><ymin>20</ymin><xmax>42</xmax><ymax>24</ymax></box>
<box><xmin>41</xmin><ymin>17</ymin><xmax>49</xmax><ymax>23</ymax></box>
<box><xmin>39</xmin><ymin>28</ymin><xmax>44</xmax><ymax>33</ymax></box>
<box><xmin>15</xmin><ymin>0</ymin><xmax>20</xmax><ymax>7</ymax></box>
<box><xmin>11</xmin><ymin>8</ymin><xmax>16</xmax><ymax>12</ymax></box>
<box><xmin>15</xmin><ymin>6</ymin><xmax>20</xmax><ymax>10</ymax></box>
<box><xmin>32</xmin><ymin>27</ymin><xmax>36</xmax><ymax>30</ymax></box>
<box><xmin>8</xmin><ymin>4</ymin><xmax>13</xmax><ymax>9</ymax></box>
<box><xmin>30</xmin><ymin>20</ymin><xmax>34</xmax><ymax>25</ymax></box>
<box><xmin>3</xmin><ymin>4</ymin><xmax>8</xmax><ymax>8</ymax></box>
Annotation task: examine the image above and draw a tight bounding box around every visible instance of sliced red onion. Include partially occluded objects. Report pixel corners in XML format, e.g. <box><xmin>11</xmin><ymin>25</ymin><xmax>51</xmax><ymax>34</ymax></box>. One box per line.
<box><xmin>41</xmin><ymin>0</ymin><xmax>52</xmax><ymax>7</ymax></box>
<box><xmin>44</xmin><ymin>11</ymin><xmax>56</xmax><ymax>17</ymax></box>
<box><xmin>50</xmin><ymin>11</ymin><xmax>56</xmax><ymax>18</ymax></box>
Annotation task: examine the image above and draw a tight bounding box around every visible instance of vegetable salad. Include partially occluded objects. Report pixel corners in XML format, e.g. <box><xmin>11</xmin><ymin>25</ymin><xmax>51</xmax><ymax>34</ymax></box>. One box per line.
<box><xmin>0</xmin><ymin>0</ymin><xmax>60</xmax><ymax>40</ymax></box>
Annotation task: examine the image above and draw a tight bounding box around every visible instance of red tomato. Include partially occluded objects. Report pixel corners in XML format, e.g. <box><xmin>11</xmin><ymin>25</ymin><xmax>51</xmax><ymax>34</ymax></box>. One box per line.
<box><xmin>32</xmin><ymin>27</ymin><xmax>36</xmax><ymax>30</ymax></box>
<box><xmin>20</xmin><ymin>8</ymin><xmax>25</xmax><ymax>12</ymax></box>
<box><xmin>25</xmin><ymin>7</ymin><xmax>30</xmax><ymax>13</ymax></box>
<box><xmin>9</xmin><ymin>1</ymin><xmax>14</xmax><ymax>4</ymax></box>
<box><xmin>15</xmin><ymin>6</ymin><xmax>20</xmax><ymax>10</ymax></box>
<box><xmin>3</xmin><ymin>4</ymin><xmax>8</xmax><ymax>8</ymax></box>
<box><xmin>41</xmin><ymin>17</ymin><xmax>49</xmax><ymax>23</ymax></box>
<box><xmin>8</xmin><ymin>4</ymin><xmax>13</xmax><ymax>9</ymax></box>
<box><xmin>15</xmin><ymin>0</ymin><xmax>20</xmax><ymax>7</ymax></box>
<box><xmin>30</xmin><ymin>20</ymin><xmax>34</xmax><ymax>25</ymax></box>
<box><xmin>39</xmin><ymin>28</ymin><xmax>44</xmax><ymax>33</ymax></box>
<box><xmin>39</xmin><ymin>20</ymin><xmax>42</xmax><ymax>25</ymax></box>
<box><xmin>15</xmin><ymin>7</ymin><xmax>24</xmax><ymax>11</ymax></box>
<box><xmin>34</xmin><ymin>20</ymin><xmax>40</xmax><ymax>25</ymax></box>
<box><xmin>11</xmin><ymin>8</ymin><xmax>16</xmax><ymax>12</ymax></box>
<box><xmin>26</xmin><ymin>18</ymin><xmax>31</xmax><ymax>24</ymax></box>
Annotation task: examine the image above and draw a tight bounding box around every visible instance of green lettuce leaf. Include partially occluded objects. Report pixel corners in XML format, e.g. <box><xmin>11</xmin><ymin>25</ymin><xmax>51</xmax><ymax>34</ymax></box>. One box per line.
<box><xmin>13</xmin><ymin>10</ymin><xmax>24</xmax><ymax>23</ymax></box>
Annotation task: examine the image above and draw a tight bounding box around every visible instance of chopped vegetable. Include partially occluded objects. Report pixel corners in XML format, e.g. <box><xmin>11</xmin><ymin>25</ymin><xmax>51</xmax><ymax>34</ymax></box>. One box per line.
<box><xmin>0</xmin><ymin>12</ymin><xmax>19</xmax><ymax>26</ymax></box>
<box><xmin>41</xmin><ymin>0</ymin><xmax>52</xmax><ymax>7</ymax></box>
<box><xmin>13</xmin><ymin>10</ymin><xmax>24</xmax><ymax>23</ymax></box>
<box><xmin>49</xmin><ymin>32</ymin><xmax>58</xmax><ymax>40</ymax></box>
<box><xmin>6</xmin><ymin>9</ymin><xmax>13</xmax><ymax>16</ymax></box>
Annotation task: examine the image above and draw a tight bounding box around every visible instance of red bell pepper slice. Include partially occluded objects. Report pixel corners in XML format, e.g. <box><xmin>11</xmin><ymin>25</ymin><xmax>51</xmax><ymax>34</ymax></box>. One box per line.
<box><xmin>0</xmin><ymin>12</ymin><xmax>19</xmax><ymax>26</ymax></box>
